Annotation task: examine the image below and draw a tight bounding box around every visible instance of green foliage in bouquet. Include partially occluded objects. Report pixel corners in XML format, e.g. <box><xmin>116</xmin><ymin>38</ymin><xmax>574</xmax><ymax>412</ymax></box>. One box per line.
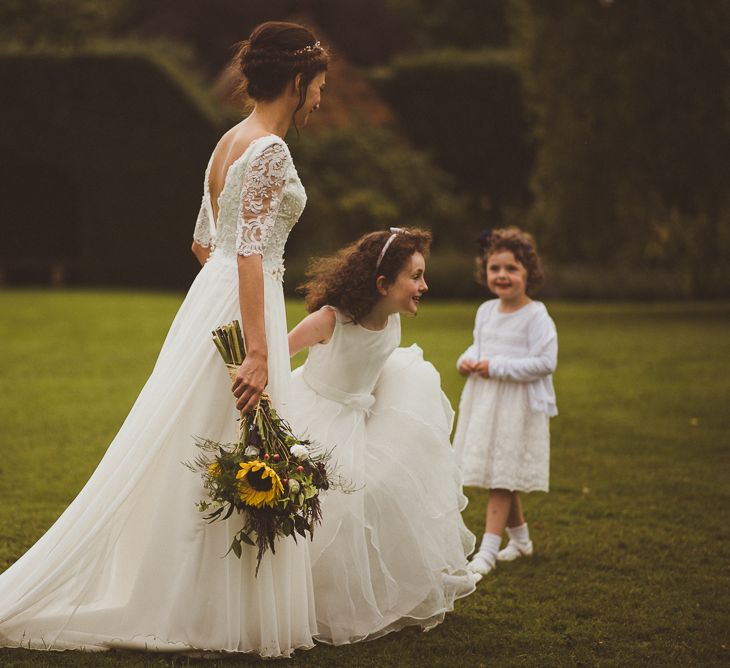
<box><xmin>186</xmin><ymin>321</ymin><xmax>341</xmax><ymax>574</ymax></box>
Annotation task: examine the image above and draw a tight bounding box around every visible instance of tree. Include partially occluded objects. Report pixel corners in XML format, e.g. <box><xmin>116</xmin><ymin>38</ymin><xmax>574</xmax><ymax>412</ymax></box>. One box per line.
<box><xmin>0</xmin><ymin>0</ymin><xmax>126</xmax><ymax>46</ymax></box>
<box><xmin>511</xmin><ymin>0</ymin><xmax>730</xmax><ymax>295</ymax></box>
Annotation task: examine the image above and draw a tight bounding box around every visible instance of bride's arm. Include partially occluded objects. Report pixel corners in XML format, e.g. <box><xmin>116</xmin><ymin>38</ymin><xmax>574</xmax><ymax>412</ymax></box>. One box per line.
<box><xmin>230</xmin><ymin>139</ymin><xmax>289</xmax><ymax>412</ymax></box>
<box><xmin>191</xmin><ymin>197</ymin><xmax>212</xmax><ymax>267</ymax></box>
<box><xmin>232</xmin><ymin>254</ymin><xmax>268</xmax><ymax>412</ymax></box>
<box><xmin>191</xmin><ymin>240</ymin><xmax>210</xmax><ymax>266</ymax></box>
<box><xmin>288</xmin><ymin>308</ymin><xmax>336</xmax><ymax>357</ymax></box>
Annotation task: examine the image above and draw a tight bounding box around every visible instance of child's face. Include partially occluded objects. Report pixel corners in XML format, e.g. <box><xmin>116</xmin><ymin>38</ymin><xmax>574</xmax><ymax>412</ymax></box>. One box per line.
<box><xmin>383</xmin><ymin>252</ymin><xmax>428</xmax><ymax>316</ymax></box>
<box><xmin>486</xmin><ymin>250</ymin><xmax>528</xmax><ymax>302</ymax></box>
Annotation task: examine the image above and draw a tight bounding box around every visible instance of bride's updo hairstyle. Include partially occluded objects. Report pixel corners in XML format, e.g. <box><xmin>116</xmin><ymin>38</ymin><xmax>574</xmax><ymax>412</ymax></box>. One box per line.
<box><xmin>300</xmin><ymin>228</ymin><xmax>432</xmax><ymax>323</ymax></box>
<box><xmin>234</xmin><ymin>21</ymin><xmax>329</xmax><ymax>120</ymax></box>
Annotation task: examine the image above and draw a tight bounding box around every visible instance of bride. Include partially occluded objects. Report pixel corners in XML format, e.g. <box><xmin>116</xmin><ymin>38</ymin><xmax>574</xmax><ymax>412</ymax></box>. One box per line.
<box><xmin>0</xmin><ymin>21</ymin><xmax>328</xmax><ymax>658</ymax></box>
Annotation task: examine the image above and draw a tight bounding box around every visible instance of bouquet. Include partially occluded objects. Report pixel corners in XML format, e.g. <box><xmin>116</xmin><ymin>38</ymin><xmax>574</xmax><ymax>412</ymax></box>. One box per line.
<box><xmin>186</xmin><ymin>321</ymin><xmax>339</xmax><ymax>574</ymax></box>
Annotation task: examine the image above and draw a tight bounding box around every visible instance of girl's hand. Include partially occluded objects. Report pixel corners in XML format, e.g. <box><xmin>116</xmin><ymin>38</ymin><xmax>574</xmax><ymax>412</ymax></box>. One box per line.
<box><xmin>232</xmin><ymin>351</ymin><xmax>268</xmax><ymax>413</ymax></box>
<box><xmin>474</xmin><ymin>360</ymin><xmax>490</xmax><ymax>378</ymax></box>
<box><xmin>458</xmin><ymin>359</ymin><xmax>477</xmax><ymax>376</ymax></box>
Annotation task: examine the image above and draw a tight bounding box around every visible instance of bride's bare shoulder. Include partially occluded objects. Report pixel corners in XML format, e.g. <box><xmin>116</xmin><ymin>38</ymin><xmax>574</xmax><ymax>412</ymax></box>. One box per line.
<box><xmin>223</xmin><ymin>123</ymin><xmax>283</xmax><ymax>161</ymax></box>
<box><xmin>209</xmin><ymin>124</ymin><xmax>284</xmax><ymax>193</ymax></box>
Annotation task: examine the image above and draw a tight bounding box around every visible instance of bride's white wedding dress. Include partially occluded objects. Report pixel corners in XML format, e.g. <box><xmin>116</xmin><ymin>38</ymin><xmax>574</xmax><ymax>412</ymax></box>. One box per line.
<box><xmin>0</xmin><ymin>134</ymin><xmax>317</xmax><ymax>657</ymax></box>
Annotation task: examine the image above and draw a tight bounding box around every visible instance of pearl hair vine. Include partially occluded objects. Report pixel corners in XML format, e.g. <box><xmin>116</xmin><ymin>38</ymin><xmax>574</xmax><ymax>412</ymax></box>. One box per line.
<box><xmin>292</xmin><ymin>41</ymin><xmax>322</xmax><ymax>56</ymax></box>
<box><xmin>375</xmin><ymin>227</ymin><xmax>407</xmax><ymax>272</ymax></box>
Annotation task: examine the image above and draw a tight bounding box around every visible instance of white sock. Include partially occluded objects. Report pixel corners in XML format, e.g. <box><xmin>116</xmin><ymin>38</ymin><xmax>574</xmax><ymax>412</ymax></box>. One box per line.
<box><xmin>506</xmin><ymin>523</ymin><xmax>530</xmax><ymax>546</ymax></box>
<box><xmin>477</xmin><ymin>532</ymin><xmax>502</xmax><ymax>560</ymax></box>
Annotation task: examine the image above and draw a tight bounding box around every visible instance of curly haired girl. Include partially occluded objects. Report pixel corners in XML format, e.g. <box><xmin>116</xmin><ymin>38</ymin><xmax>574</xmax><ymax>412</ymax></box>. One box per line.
<box><xmin>285</xmin><ymin>228</ymin><xmax>479</xmax><ymax>644</ymax></box>
<box><xmin>453</xmin><ymin>226</ymin><xmax>558</xmax><ymax>576</ymax></box>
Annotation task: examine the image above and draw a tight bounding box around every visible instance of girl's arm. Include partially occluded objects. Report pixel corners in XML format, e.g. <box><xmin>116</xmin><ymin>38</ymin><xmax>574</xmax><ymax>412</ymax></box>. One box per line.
<box><xmin>288</xmin><ymin>308</ymin><xmax>336</xmax><ymax>357</ymax></box>
<box><xmin>456</xmin><ymin>303</ymin><xmax>487</xmax><ymax>373</ymax></box>
<box><xmin>457</xmin><ymin>344</ymin><xmax>478</xmax><ymax>371</ymax></box>
<box><xmin>488</xmin><ymin>312</ymin><xmax>557</xmax><ymax>382</ymax></box>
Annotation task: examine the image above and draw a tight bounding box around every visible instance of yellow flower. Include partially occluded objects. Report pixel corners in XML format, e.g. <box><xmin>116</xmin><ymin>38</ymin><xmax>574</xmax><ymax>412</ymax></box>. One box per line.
<box><xmin>208</xmin><ymin>462</ymin><xmax>221</xmax><ymax>476</ymax></box>
<box><xmin>236</xmin><ymin>460</ymin><xmax>284</xmax><ymax>508</ymax></box>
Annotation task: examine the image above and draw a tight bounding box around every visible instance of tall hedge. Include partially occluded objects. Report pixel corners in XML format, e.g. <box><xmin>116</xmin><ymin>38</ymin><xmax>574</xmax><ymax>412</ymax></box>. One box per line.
<box><xmin>511</xmin><ymin>0</ymin><xmax>730</xmax><ymax>296</ymax></box>
<box><xmin>286</xmin><ymin>126</ymin><xmax>473</xmax><ymax>254</ymax></box>
<box><xmin>373</xmin><ymin>49</ymin><xmax>534</xmax><ymax>219</ymax></box>
<box><xmin>276</xmin><ymin>125</ymin><xmax>482</xmax><ymax>298</ymax></box>
<box><xmin>0</xmin><ymin>46</ymin><xmax>221</xmax><ymax>288</ymax></box>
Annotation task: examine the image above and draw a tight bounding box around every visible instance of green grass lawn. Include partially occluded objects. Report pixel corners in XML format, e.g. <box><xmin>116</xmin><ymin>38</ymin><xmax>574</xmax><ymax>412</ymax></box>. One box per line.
<box><xmin>1</xmin><ymin>290</ymin><xmax>729</xmax><ymax>667</ymax></box>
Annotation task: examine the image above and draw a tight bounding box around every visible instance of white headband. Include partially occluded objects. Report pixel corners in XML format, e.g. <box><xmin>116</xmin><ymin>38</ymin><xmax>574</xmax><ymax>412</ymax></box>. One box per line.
<box><xmin>375</xmin><ymin>227</ymin><xmax>406</xmax><ymax>272</ymax></box>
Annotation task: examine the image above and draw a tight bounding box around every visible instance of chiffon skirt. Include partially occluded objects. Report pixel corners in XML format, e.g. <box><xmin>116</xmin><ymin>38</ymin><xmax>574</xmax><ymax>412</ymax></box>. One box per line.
<box><xmin>0</xmin><ymin>255</ymin><xmax>316</xmax><ymax>658</ymax></box>
<box><xmin>289</xmin><ymin>345</ymin><xmax>477</xmax><ymax>645</ymax></box>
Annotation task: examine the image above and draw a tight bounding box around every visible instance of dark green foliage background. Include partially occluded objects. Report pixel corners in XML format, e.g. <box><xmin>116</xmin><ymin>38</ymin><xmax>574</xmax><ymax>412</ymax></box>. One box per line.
<box><xmin>374</xmin><ymin>49</ymin><xmax>533</xmax><ymax>213</ymax></box>
<box><xmin>510</xmin><ymin>0</ymin><xmax>730</xmax><ymax>295</ymax></box>
<box><xmin>1</xmin><ymin>0</ymin><xmax>729</xmax><ymax>297</ymax></box>
<box><xmin>288</xmin><ymin>126</ymin><xmax>473</xmax><ymax>255</ymax></box>
<box><xmin>0</xmin><ymin>48</ymin><xmax>218</xmax><ymax>288</ymax></box>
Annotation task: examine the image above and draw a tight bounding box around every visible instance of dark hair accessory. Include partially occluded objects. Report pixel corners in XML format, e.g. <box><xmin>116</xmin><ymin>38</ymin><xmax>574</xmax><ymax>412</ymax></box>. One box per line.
<box><xmin>477</xmin><ymin>229</ymin><xmax>492</xmax><ymax>253</ymax></box>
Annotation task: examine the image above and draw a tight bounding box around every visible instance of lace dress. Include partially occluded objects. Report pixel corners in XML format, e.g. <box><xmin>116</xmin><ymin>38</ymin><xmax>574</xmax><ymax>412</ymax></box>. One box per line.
<box><xmin>0</xmin><ymin>135</ymin><xmax>317</xmax><ymax>657</ymax></box>
<box><xmin>287</xmin><ymin>307</ymin><xmax>477</xmax><ymax>645</ymax></box>
<box><xmin>452</xmin><ymin>299</ymin><xmax>558</xmax><ymax>492</ymax></box>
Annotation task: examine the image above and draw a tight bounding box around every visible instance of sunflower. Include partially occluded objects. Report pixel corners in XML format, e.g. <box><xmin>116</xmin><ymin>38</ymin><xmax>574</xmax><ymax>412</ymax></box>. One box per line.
<box><xmin>236</xmin><ymin>460</ymin><xmax>284</xmax><ymax>508</ymax></box>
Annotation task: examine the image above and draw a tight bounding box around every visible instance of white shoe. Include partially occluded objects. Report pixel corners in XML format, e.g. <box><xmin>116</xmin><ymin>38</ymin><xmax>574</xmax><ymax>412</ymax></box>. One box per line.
<box><xmin>442</xmin><ymin>571</ymin><xmax>483</xmax><ymax>593</ymax></box>
<box><xmin>497</xmin><ymin>539</ymin><xmax>533</xmax><ymax>562</ymax></box>
<box><xmin>467</xmin><ymin>551</ymin><xmax>496</xmax><ymax>575</ymax></box>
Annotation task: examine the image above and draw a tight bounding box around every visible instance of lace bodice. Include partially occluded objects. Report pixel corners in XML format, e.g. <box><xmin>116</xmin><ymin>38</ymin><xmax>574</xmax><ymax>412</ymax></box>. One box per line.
<box><xmin>192</xmin><ymin>135</ymin><xmax>306</xmax><ymax>282</ymax></box>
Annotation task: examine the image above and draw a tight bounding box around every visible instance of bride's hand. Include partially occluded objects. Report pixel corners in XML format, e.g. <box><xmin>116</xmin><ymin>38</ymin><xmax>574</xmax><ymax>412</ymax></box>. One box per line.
<box><xmin>232</xmin><ymin>351</ymin><xmax>268</xmax><ymax>413</ymax></box>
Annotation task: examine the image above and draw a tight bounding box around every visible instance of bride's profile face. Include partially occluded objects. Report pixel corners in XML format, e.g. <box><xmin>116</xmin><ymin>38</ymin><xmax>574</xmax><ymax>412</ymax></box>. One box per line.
<box><xmin>294</xmin><ymin>72</ymin><xmax>327</xmax><ymax>127</ymax></box>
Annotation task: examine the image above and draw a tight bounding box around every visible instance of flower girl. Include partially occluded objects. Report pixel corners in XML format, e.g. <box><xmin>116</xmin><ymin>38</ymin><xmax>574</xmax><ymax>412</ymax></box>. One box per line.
<box><xmin>287</xmin><ymin>228</ymin><xmax>478</xmax><ymax>645</ymax></box>
<box><xmin>452</xmin><ymin>227</ymin><xmax>558</xmax><ymax>576</ymax></box>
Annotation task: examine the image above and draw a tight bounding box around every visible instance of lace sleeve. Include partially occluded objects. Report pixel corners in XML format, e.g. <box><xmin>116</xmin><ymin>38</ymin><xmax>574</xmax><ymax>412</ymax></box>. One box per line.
<box><xmin>192</xmin><ymin>195</ymin><xmax>213</xmax><ymax>248</ymax></box>
<box><xmin>236</xmin><ymin>140</ymin><xmax>290</xmax><ymax>256</ymax></box>
<box><xmin>192</xmin><ymin>155</ymin><xmax>213</xmax><ymax>248</ymax></box>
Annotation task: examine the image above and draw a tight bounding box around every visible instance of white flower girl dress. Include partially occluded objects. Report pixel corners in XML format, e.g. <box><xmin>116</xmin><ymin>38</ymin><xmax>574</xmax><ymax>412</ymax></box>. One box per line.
<box><xmin>288</xmin><ymin>306</ymin><xmax>477</xmax><ymax>645</ymax></box>
<box><xmin>0</xmin><ymin>135</ymin><xmax>317</xmax><ymax>658</ymax></box>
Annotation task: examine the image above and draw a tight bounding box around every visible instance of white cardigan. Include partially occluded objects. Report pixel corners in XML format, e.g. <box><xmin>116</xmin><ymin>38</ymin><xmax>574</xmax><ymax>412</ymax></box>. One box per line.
<box><xmin>457</xmin><ymin>300</ymin><xmax>558</xmax><ymax>417</ymax></box>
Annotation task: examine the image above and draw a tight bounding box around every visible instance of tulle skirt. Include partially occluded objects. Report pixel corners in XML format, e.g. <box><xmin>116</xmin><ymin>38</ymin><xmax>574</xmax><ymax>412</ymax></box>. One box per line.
<box><xmin>0</xmin><ymin>255</ymin><xmax>316</xmax><ymax>658</ymax></box>
<box><xmin>288</xmin><ymin>345</ymin><xmax>477</xmax><ymax>645</ymax></box>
